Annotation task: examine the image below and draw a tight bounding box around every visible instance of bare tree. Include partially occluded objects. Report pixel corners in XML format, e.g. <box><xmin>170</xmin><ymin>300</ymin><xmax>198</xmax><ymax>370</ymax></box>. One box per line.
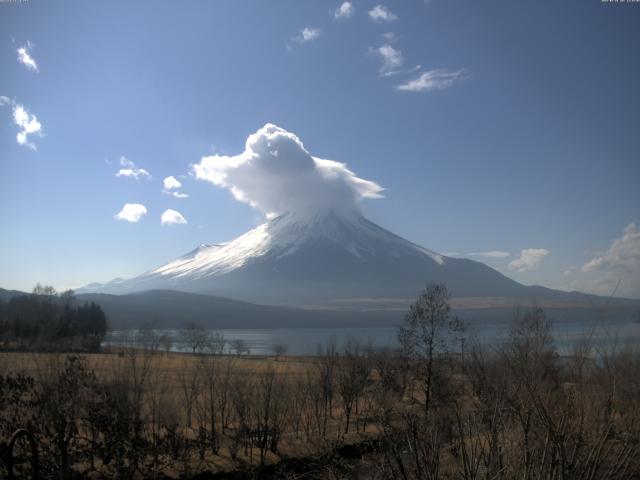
<box><xmin>137</xmin><ymin>322</ymin><xmax>161</xmax><ymax>354</ymax></box>
<box><xmin>34</xmin><ymin>355</ymin><xmax>95</xmax><ymax>475</ymax></box>
<box><xmin>398</xmin><ymin>283</ymin><xmax>462</xmax><ymax>416</ymax></box>
<box><xmin>216</xmin><ymin>356</ymin><xmax>236</xmax><ymax>435</ymax></box>
<box><xmin>178</xmin><ymin>359</ymin><xmax>201</xmax><ymax>429</ymax></box>
<box><xmin>32</xmin><ymin>283</ymin><xmax>57</xmax><ymax>297</ymax></box>
<box><xmin>272</xmin><ymin>343</ymin><xmax>288</xmax><ymax>360</ymax></box>
<box><xmin>337</xmin><ymin>339</ymin><xmax>370</xmax><ymax>433</ymax></box>
<box><xmin>232</xmin><ymin>338</ymin><xmax>249</xmax><ymax>356</ymax></box>
<box><xmin>205</xmin><ymin>331</ymin><xmax>226</xmax><ymax>355</ymax></box>
<box><xmin>315</xmin><ymin>339</ymin><xmax>338</xmax><ymax>439</ymax></box>
<box><xmin>229</xmin><ymin>373</ymin><xmax>253</xmax><ymax>462</ymax></box>
<box><xmin>159</xmin><ymin>334</ymin><xmax>173</xmax><ymax>355</ymax></box>
<box><xmin>252</xmin><ymin>367</ymin><xmax>288</xmax><ymax>465</ymax></box>
<box><xmin>196</xmin><ymin>334</ymin><xmax>228</xmax><ymax>455</ymax></box>
<box><xmin>180</xmin><ymin>321</ymin><xmax>209</xmax><ymax>355</ymax></box>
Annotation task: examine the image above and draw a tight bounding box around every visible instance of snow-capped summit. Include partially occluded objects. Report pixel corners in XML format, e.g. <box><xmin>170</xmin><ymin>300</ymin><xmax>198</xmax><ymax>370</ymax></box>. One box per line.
<box><xmin>153</xmin><ymin>209</ymin><xmax>443</xmax><ymax>279</ymax></box>
<box><xmin>81</xmin><ymin>208</ymin><xmax>551</xmax><ymax>306</ymax></box>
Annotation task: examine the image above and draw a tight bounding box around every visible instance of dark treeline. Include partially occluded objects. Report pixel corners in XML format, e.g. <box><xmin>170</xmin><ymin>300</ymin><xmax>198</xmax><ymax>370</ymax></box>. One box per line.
<box><xmin>0</xmin><ymin>284</ymin><xmax>108</xmax><ymax>352</ymax></box>
<box><xmin>1</xmin><ymin>284</ymin><xmax>639</xmax><ymax>479</ymax></box>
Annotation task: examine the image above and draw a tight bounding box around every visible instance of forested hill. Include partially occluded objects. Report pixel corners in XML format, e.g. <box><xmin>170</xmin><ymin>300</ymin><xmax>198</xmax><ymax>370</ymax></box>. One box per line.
<box><xmin>74</xmin><ymin>289</ymin><xmax>399</xmax><ymax>329</ymax></box>
<box><xmin>2</xmin><ymin>287</ymin><xmax>638</xmax><ymax>331</ymax></box>
<box><xmin>0</xmin><ymin>286</ymin><xmax>108</xmax><ymax>351</ymax></box>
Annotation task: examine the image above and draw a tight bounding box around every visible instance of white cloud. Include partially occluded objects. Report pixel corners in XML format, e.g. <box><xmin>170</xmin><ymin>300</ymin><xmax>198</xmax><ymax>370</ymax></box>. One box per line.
<box><xmin>162</xmin><ymin>175</ymin><xmax>189</xmax><ymax>198</ymax></box>
<box><xmin>0</xmin><ymin>96</ymin><xmax>10</xmax><ymax>106</ymax></box>
<box><xmin>161</xmin><ymin>209</ymin><xmax>187</xmax><ymax>226</ymax></box>
<box><xmin>509</xmin><ymin>249</ymin><xmax>549</xmax><ymax>272</ymax></box>
<box><xmin>578</xmin><ymin>223</ymin><xmax>640</xmax><ymax>298</ymax></box>
<box><xmin>582</xmin><ymin>223</ymin><xmax>639</xmax><ymax>273</ymax></box>
<box><xmin>396</xmin><ymin>69</ymin><xmax>466</xmax><ymax>92</ymax></box>
<box><xmin>370</xmin><ymin>38</ymin><xmax>422</xmax><ymax>79</ymax></box>
<box><xmin>334</xmin><ymin>2</ymin><xmax>355</xmax><ymax>19</ymax></box>
<box><xmin>13</xmin><ymin>104</ymin><xmax>42</xmax><ymax>150</ymax></box>
<box><xmin>288</xmin><ymin>27</ymin><xmax>321</xmax><ymax>49</ymax></box>
<box><xmin>470</xmin><ymin>250</ymin><xmax>510</xmax><ymax>258</ymax></box>
<box><xmin>115</xmin><ymin>157</ymin><xmax>151</xmax><ymax>180</ymax></box>
<box><xmin>192</xmin><ymin>123</ymin><xmax>383</xmax><ymax>219</ymax></box>
<box><xmin>297</xmin><ymin>27</ymin><xmax>321</xmax><ymax>42</ymax></box>
<box><xmin>163</xmin><ymin>176</ymin><xmax>182</xmax><ymax>190</ymax></box>
<box><xmin>375</xmin><ymin>44</ymin><xmax>404</xmax><ymax>76</ymax></box>
<box><xmin>119</xmin><ymin>156</ymin><xmax>135</xmax><ymax>168</ymax></box>
<box><xmin>167</xmin><ymin>191</ymin><xmax>189</xmax><ymax>198</ymax></box>
<box><xmin>116</xmin><ymin>168</ymin><xmax>151</xmax><ymax>180</ymax></box>
<box><xmin>368</xmin><ymin>5</ymin><xmax>398</xmax><ymax>22</ymax></box>
<box><xmin>17</xmin><ymin>44</ymin><xmax>38</xmax><ymax>72</ymax></box>
<box><xmin>115</xmin><ymin>203</ymin><xmax>147</xmax><ymax>223</ymax></box>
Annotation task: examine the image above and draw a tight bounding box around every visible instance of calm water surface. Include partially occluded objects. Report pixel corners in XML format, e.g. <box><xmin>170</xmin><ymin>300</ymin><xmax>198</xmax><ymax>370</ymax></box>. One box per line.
<box><xmin>105</xmin><ymin>318</ymin><xmax>640</xmax><ymax>356</ymax></box>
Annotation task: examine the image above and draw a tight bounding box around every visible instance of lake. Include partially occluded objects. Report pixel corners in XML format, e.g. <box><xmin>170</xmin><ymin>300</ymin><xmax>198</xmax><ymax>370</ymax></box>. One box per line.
<box><xmin>105</xmin><ymin>317</ymin><xmax>640</xmax><ymax>356</ymax></box>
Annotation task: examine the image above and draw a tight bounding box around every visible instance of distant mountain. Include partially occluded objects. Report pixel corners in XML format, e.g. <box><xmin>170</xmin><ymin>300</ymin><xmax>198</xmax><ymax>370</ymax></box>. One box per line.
<box><xmin>79</xmin><ymin>209</ymin><xmax>627</xmax><ymax>308</ymax></box>
<box><xmin>75</xmin><ymin>290</ymin><xmax>403</xmax><ymax>329</ymax></box>
<box><xmin>61</xmin><ymin>290</ymin><xmax>640</xmax><ymax>330</ymax></box>
<box><xmin>3</xmin><ymin>288</ymin><xmax>636</xmax><ymax>330</ymax></box>
<box><xmin>0</xmin><ymin>288</ymin><xmax>26</xmax><ymax>303</ymax></box>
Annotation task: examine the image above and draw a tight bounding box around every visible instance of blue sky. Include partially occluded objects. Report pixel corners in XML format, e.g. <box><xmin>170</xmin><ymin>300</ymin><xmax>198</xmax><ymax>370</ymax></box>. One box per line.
<box><xmin>1</xmin><ymin>0</ymin><xmax>639</xmax><ymax>297</ymax></box>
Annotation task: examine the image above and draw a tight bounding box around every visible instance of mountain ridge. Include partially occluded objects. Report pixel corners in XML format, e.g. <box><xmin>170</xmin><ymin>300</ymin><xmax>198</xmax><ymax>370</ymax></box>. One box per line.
<box><xmin>77</xmin><ymin>209</ymin><xmax>635</xmax><ymax>308</ymax></box>
<box><xmin>2</xmin><ymin>287</ymin><xmax>637</xmax><ymax>330</ymax></box>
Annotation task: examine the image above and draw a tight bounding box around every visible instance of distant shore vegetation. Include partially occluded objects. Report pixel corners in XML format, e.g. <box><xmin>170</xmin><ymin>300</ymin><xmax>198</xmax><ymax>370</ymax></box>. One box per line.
<box><xmin>0</xmin><ymin>284</ymin><xmax>108</xmax><ymax>352</ymax></box>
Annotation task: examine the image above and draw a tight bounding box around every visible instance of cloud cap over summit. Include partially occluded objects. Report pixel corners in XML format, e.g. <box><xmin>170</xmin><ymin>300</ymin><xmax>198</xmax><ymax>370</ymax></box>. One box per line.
<box><xmin>192</xmin><ymin>124</ymin><xmax>383</xmax><ymax>219</ymax></box>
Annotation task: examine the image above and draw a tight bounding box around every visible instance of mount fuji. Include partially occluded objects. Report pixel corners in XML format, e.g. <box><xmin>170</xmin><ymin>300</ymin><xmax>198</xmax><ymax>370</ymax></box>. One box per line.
<box><xmin>81</xmin><ymin>209</ymin><xmax>595</xmax><ymax>308</ymax></box>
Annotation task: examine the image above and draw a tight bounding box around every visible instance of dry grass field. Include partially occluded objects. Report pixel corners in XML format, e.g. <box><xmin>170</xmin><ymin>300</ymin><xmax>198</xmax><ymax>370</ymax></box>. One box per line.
<box><xmin>0</xmin><ymin>349</ymin><xmax>316</xmax><ymax>383</ymax></box>
<box><xmin>2</xmin><ymin>291</ymin><xmax>640</xmax><ymax>479</ymax></box>
<box><xmin>0</xmin><ymin>347</ymin><xmax>381</xmax><ymax>478</ymax></box>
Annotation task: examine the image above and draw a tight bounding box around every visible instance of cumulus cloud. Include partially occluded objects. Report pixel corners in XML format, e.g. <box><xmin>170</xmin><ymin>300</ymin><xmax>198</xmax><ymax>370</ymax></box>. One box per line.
<box><xmin>116</xmin><ymin>156</ymin><xmax>151</xmax><ymax>180</ymax></box>
<box><xmin>368</xmin><ymin>5</ymin><xmax>398</xmax><ymax>22</ymax></box>
<box><xmin>163</xmin><ymin>176</ymin><xmax>182</xmax><ymax>190</ymax></box>
<box><xmin>191</xmin><ymin>123</ymin><xmax>383</xmax><ymax>219</ymax></box>
<box><xmin>582</xmin><ymin>224</ymin><xmax>639</xmax><ymax>273</ymax></box>
<box><xmin>161</xmin><ymin>209</ymin><xmax>187</xmax><ymax>226</ymax></box>
<box><xmin>13</xmin><ymin>104</ymin><xmax>42</xmax><ymax>150</ymax></box>
<box><xmin>297</xmin><ymin>27</ymin><xmax>321</xmax><ymax>42</ymax></box>
<box><xmin>115</xmin><ymin>203</ymin><xmax>147</xmax><ymax>223</ymax></box>
<box><xmin>162</xmin><ymin>176</ymin><xmax>189</xmax><ymax>198</ymax></box>
<box><xmin>375</xmin><ymin>44</ymin><xmax>404</xmax><ymax>76</ymax></box>
<box><xmin>17</xmin><ymin>43</ymin><xmax>38</xmax><ymax>72</ymax></box>
<box><xmin>470</xmin><ymin>251</ymin><xmax>510</xmax><ymax>258</ymax></box>
<box><xmin>334</xmin><ymin>2</ymin><xmax>355</xmax><ymax>19</ymax></box>
<box><xmin>509</xmin><ymin>249</ymin><xmax>549</xmax><ymax>272</ymax></box>
<box><xmin>578</xmin><ymin>223</ymin><xmax>640</xmax><ymax>298</ymax></box>
<box><xmin>288</xmin><ymin>27</ymin><xmax>321</xmax><ymax>49</ymax></box>
<box><xmin>396</xmin><ymin>69</ymin><xmax>466</xmax><ymax>92</ymax></box>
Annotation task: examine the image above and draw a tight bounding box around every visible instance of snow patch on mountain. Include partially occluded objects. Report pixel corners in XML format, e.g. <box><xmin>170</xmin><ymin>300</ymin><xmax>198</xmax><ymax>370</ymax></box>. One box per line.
<box><xmin>148</xmin><ymin>210</ymin><xmax>444</xmax><ymax>282</ymax></box>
